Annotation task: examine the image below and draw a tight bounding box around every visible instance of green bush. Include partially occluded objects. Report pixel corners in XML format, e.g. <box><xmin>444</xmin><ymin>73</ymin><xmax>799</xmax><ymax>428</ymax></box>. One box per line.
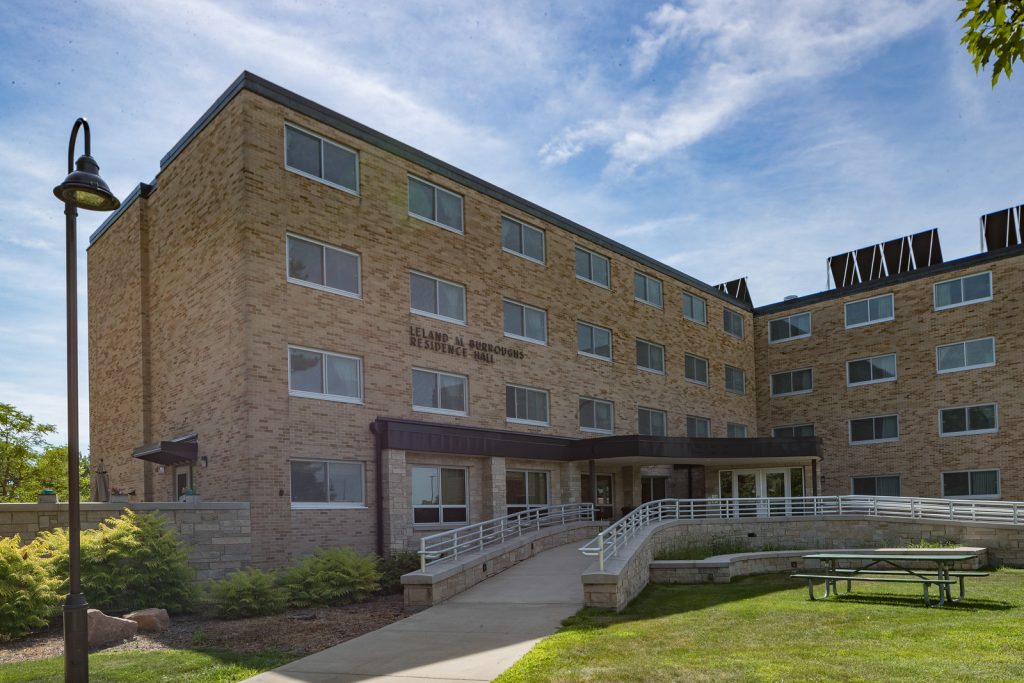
<box><xmin>378</xmin><ymin>550</ymin><xmax>420</xmax><ymax>593</ymax></box>
<box><xmin>207</xmin><ymin>568</ymin><xmax>289</xmax><ymax>619</ymax></box>
<box><xmin>0</xmin><ymin>536</ymin><xmax>61</xmax><ymax>641</ymax></box>
<box><xmin>281</xmin><ymin>547</ymin><xmax>381</xmax><ymax>607</ymax></box>
<box><xmin>34</xmin><ymin>509</ymin><xmax>195</xmax><ymax>612</ymax></box>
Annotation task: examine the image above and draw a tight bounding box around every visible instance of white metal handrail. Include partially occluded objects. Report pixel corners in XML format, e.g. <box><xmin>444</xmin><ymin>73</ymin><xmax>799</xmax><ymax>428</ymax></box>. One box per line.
<box><xmin>579</xmin><ymin>495</ymin><xmax>1024</xmax><ymax>571</ymax></box>
<box><xmin>418</xmin><ymin>503</ymin><xmax>595</xmax><ymax>570</ymax></box>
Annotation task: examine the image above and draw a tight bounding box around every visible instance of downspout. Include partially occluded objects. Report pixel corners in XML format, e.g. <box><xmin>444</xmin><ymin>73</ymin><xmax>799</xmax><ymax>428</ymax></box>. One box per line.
<box><xmin>370</xmin><ymin>419</ymin><xmax>385</xmax><ymax>558</ymax></box>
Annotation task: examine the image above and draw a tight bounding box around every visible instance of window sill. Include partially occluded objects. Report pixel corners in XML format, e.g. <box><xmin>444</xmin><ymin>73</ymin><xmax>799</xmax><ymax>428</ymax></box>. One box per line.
<box><xmin>413</xmin><ymin>406</ymin><xmax>469</xmax><ymax>417</ymax></box>
<box><xmin>769</xmin><ymin>334</ymin><xmax>811</xmax><ymax>345</ymax></box>
<box><xmin>580</xmin><ymin>427</ymin><xmax>614</xmax><ymax>435</ymax></box>
<box><xmin>289</xmin><ymin>390</ymin><xmax>363</xmax><ymax>405</ymax></box>
<box><xmin>845</xmin><ymin>317</ymin><xmax>894</xmax><ymax>330</ymax></box>
<box><xmin>637</xmin><ymin>366</ymin><xmax>666</xmax><ymax>375</ymax></box>
<box><xmin>408</xmin><ymin>212</ymin><xmax>464</xmax><ymax>235</ymax></box>
<box><xmin>937</xmin><ymin>363</ymin><xmax>995</xmax><ymax>375</ymax></box>
<box><xmin>934</xmin><ymin>296</ymin><xmax>992</xmax><ymax>312</ymax></box>
<box><xmin>285</xmin><ymin>165</ymin><xmax>360</xmax><ymax>197</ymax></box>
<box><xmin>578</xmin><ymin>351</ymin><xmax>613</xmax><ymax>362</ymax></box>
<box><xmin>506</xmin><ymin>418</ymin><xmax>551</xmax><ymax>427</ymax></box>
<box><xmin>942</xmin><ymin>494</ymin><xmax>1001</xmax><ymax>500</ymax></box>
<box><xmin>939</xmin><ymin>429</ymin><xmax>999</xmax><ymax>438</ymax></box>
<box><xmin>848</xmin><ymin>438</ymin><xmax>899</xmax><ymax>446</ymax></box>
<box><xmin>410</xmin><ymin>310</ymin><xmax>467</xmax><ymax>326</ymax></box>
<box><xmin>287</xmin><ymin>277</ymin><xmax>361</xmax><ymax>300</ymax></box>
<box><xmin>682</xmin><ymin>315</ymin><xmax>707</xmax><ymax>326</ymax></box>
<box><xmin>502</xmin><ymin>247</ymin><xmax>545</xmax><ymax>265</ymax></box>
<box><xmin>685</xmin><ymin>378</ymin><xmax>709</xmax><ymax>387</ymax></box>
<box><xmin>634</xmin><ymin>298</ymin><xmax>663</xmax><ymax>310</ymax></box>
<box><xmin>771</xmin><ymin>390</ymin><xmax>813</xmax><ymax>398</ymax></box>
<box><xmin>504</xmin><ymin>333</ymin><xmax>547</xmax><ymax>346</ymax></box>
<box><xmin>847</xmin><ymin>378</ymin><xmax>898</xmax><ymax>388</ymax></box>
<box><xmin>291</xmin><ymin>504</ymin><xmax>368</xmax><ymax>510</ymax></box>
<box><xmin>575</xmin><ymin>275</ymin><xmax>611</xmax><ymax>290</ymax></box>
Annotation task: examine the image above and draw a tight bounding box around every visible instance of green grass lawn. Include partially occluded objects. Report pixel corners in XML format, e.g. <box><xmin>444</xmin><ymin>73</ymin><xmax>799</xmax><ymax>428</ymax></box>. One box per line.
<box><xmin>497</xmin><ymin>569</ymin><xmax>1024</xmax><ymax>683</ymax></box>
<box><xmin>0</xmin><ymin>648</ymin><xmax>295</xmax><ymax>683</ymax></box>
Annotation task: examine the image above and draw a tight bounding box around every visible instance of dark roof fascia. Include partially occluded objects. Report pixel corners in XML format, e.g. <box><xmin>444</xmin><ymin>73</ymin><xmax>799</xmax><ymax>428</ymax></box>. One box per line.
<box><xmin>89</xmin><ymin>70</ymin><xmax>749</xmax><ymax>309</ymax></box>
<box><xmin>754</xmin><ymin>246</ymin><xmax>1024</xmax><ymax>316</ymax></box>
<box><xmin>87</xmin><ymin>181</ymin><xmax>156</xmax><ymax>247</ymax></box>
<box><xmin>565</xmin><ymin>434</ymin><xmax>822</xmax><ymax>462</ymax></box>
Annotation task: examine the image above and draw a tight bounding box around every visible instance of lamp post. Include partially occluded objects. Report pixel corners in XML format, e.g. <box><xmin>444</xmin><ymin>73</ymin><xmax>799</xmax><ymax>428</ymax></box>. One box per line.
<box><xmin>53</xmin><ymin>118</ymin><xmax>120</xmax><ymax>683</ymax></box>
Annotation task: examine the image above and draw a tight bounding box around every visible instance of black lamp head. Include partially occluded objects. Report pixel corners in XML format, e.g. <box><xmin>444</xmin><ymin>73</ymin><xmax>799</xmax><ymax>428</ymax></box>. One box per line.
<box><xmin>53</xmin><ymin>153</ymin><xmax>120</xmax><ymax>212</ymax></box>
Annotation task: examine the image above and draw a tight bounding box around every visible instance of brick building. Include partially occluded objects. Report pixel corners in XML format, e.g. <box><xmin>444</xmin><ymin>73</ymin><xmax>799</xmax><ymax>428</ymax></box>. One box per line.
<box><xmin>87</xmin><ymin>72</ymin><xmax>1022</xmax><ymax>566</ymax></box>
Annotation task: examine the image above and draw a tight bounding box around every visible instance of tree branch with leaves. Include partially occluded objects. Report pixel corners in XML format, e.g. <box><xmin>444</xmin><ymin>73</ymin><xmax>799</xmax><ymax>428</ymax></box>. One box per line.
<box><xmin>960</xmin><ymin>0</ymin><xmax>1024</xmax><ymax>86</ymax></box>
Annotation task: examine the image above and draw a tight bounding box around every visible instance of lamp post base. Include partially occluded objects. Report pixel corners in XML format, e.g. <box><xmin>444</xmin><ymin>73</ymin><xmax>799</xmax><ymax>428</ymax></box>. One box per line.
<box><xmin>63</xmin><ymin>593</ymin><xmax>89</xmax><ymax>682</ymax></box>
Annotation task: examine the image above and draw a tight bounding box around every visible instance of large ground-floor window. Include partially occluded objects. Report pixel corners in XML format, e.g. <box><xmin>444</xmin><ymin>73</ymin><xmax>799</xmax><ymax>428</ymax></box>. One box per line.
<box><xmin>412</xmin><ymin>466</ymin><xmax>468</xmax><ymax>524</ymax></box>
<box><xmin>506</xmin><ymin>470</ymin><xmax>549</xmax><ymax>514</ymax></box>
<box><xmin>641</xmin><ymin>476</ymin><xmax>667</xmax><ymax>503</ymax></box>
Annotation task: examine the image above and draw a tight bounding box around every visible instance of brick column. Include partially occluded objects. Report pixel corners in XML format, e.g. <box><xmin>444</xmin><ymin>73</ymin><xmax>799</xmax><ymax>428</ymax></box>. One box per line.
<box><xmin>381</xmin><ymin>449</ymin><xmax>412</xmax><ymax>551</ymax></box>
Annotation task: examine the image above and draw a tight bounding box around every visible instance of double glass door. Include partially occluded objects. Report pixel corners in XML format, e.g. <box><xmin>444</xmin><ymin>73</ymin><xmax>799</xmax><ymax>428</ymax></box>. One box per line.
<box><xmin>720</xmin><ymin>468</ymin><xmax>803</xmax><ymax>517</ymax></box>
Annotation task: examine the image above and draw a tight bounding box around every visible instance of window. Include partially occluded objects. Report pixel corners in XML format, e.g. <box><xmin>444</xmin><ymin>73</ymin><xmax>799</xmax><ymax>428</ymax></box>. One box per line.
<box><xmin>770</xmin><ymin>368</ymin><xmax>813</xmax><ymax>396</ymax></box>
<box><xmin>412</xmin><ymin>369</ymin><xmax>468</xmax><ymax>415</ymax></box>
<box><xmin>501</xmin><ymin>216</ymin><xmax>545</xmax><ymax>263</ymax></box>
<box><xmin>937</xmin><ymin>337</ymin><xmax>996</xmax><ymax>374</ymax></box>
<box><xmin>408</xmin><ymin>176</ymin><xmax>463</xmax><ymax>233</ymax></box>
<box><xmin>579</xmin><ymin>397</ymin><xmax>614</xmax><ymax>433</ymax></box>
<box><xmin>288</xmin><ymin>346</ymin><xmax>362</xmax><ymax>403</ymax></box>
<box><xmin>506</xmin><ymin>470</ymin><xmax>549</xmax><ymax>514</ymax></box>
<box><xmin>723</xmin><ymin>309</ymin><xmax>744</xmax><ymax>338</ymax></box>
<box><xmin>638</xmin><ymin>407</ymin><xmax>667</xmax><ymax>436</ymax></box>
<box><xmin>773</xmin><ymin>424</ymin><xmax>815</xmax><ymax>438</ymax></box>
<box><xmin>684</xmin><ymin>353</ymin><xmax>709</xmax><ymax>385</ymax></box>
<box><xmin>412</xmin><ymin>466</ymin><xmax>467</xmax><ymax>524</ymax></box>
<box><xmin>942</xmin><ymin>469</ymin><xmax>1000</xmax><ymax>499</ymax></box>
<box><xmin>409</xmin><ymin>272</ymin><xmax>466</xmax><ymax>324</ymax></box>
<box><xmin>290</xmin><ymin>460</ymin><xmax>364</xmax><ymax>508</ymax></box>
<box><xmin>635</xmin><ymin>339</ymin><xmax>665</xmax><ymax>374</ymax></box>
<box><xmin>687</xmin><ymin>415</ymin><xmax>710</xmax><ymax>437</ymax></box>
<box><xmin>727</xmin><ymin>423</ymin><xmax>748</xmax><ymax>438</ymax></box>
<box><xmin>286</xmin><ymin>234</ymin><xmax>360</xmax><ymax>297</ymax></box>
<box><xmin>503</xmin><ymin>299</ymin><xmax>547</xmax><ymax>344</ymax></box>
<box><xmin>577</xmin><ymin>322</ymin><xmax>612</xmax><ymax>360</ymax></box>
<box><xmin>505</xmin><ymin>385</ymin><xmax>550</xmax><ymax>426</ymax></box>
<box><xmin>725</xmin><ymin>365</ymin><xmax>746</xmax><ymax>394</ymax></box>
<box><xmin>934</xmin><ymin>271</ymin><xmax>992</xmax><ymax>310</ymax></box>
<box><xmin>845</xmin><ymin>293</ymin><xmax>894</xmax><ymax>328</ymax></box>
<box><xmin>683</xmin><ymin>293</ymin><xmax>706</xmax><ymax>324</ymax></box>
<box><xmin>284</xmin><ymin>124</ymin><xmax>358</xmax><ymax>193</ymax></box>
<box><xmin>641</xmin><ymin>476</ymin><xmax>667</xmax><ymax>503</ymax></box>
<box><xmin>634</xmin><ymin>272</ymin><xmax>663</xmax><ymax>307</ymax></box>
<box><xmin>852</xmin><ymin>475</ymin><xmax>900</xmax><ymax>496</ymax></box>
<box><xmin>939</xmin><ymin>403</ymin><xmax>998</xmax><ymax>436</ymax></box>
<box><xmin>575</xmin><ymin>247</ymin><xmax>610</xmax><ymax>287</ymax></box>
<box><xmin>849</xmin><ymin>415</ymin><xmax>899</xmax><ymax>444</ymax></box>
<box><xmin>847</xmin><ymin>354</ymin><xmax>897</xmax><ymax>386</ymax></box>
<box><xmin>769</xmin><ymin>312</ymin><xmax>811</xmax><ymax>343</ymax></box>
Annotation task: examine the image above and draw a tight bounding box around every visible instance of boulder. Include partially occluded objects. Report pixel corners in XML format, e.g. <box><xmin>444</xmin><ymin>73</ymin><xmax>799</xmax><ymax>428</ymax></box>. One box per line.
<box><xmin>124</xmin><ymin>608</ymin><xmax>171</xmax><ymax>632</ymax></box>
<box><xmin>87</xmin><ymin>609</ymin><xmax>138</xmax><ymax>647</ymax></box>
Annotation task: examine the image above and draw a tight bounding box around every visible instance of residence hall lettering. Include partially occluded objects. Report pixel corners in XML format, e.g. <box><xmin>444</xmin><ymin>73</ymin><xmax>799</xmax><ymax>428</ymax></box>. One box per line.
<box><xmin>409</xmin><ymin>326</ymin><xmax>524</xmax><ymax>364</ymax></box>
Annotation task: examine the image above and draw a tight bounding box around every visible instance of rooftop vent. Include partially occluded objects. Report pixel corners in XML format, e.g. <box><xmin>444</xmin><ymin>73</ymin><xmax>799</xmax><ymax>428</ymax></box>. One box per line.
<box><xmin>827</xmin><ymin>228</ymin><xmax>942</xmax><ymax>290</ymax></box>
<box><xmin>783</xmin><ymin>295</ymin><xmax>798</xmax><ymax>301</ymax></box>
<box><xmin>715</xmin><ymin>277</ymin><xmax>752</xmax><ymax>305</ymax></box>
<box><xmin>981</xmin><ymin>204</ymin><xmax>1022</xmax><ymax>251</ymax></box>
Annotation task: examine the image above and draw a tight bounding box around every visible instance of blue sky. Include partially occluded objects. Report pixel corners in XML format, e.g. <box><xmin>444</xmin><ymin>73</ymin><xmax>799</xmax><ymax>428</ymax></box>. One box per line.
<box><xmin>1</xmin><ymin>0</ymin><xmax>1023</xmax><ymax>447</ymax></box>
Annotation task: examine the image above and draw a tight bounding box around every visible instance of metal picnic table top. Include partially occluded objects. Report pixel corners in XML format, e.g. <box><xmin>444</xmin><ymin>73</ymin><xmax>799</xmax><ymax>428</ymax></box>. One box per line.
<box><xmin>802</xmin><ymin>552</ymin><xmax>979</xmax><ymax>562</ymax></box>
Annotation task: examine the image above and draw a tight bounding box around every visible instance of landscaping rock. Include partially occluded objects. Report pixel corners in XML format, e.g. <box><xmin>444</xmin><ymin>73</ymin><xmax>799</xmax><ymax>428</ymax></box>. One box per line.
<box><xmin>87</xmin><ymin>609</ymin><xmax>138</xmax><ymax>647</ymax></box>
<box><xmin>124</xmin><ymin>608</ymin><xmax>171</xmax><ymax>632</ymax></box>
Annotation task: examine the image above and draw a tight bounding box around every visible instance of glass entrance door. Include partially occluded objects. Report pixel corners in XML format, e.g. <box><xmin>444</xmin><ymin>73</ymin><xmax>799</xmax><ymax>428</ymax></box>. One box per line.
<box><xmin>764</xmin><ymin>470</ymin><xmax>788</xmax><ymax>516</ymax></box>
<box><xmin>720</xmin><ymin>468</ymin><xmax>803</xmax><ymax>517</ymax></box>
<box><xmin>582</xmin><ymin>474</ymin><xmax>614</xmax><ymax>520</ymax></box>
<box><xmin>735</xmin><ymin>471</ymin><xmax>759</xmax><ymax>516</ymax></box>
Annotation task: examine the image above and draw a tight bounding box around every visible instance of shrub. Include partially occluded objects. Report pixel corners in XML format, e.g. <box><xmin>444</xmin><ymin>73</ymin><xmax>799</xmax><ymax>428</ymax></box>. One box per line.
<box><xmin>0</xmin><ymin>535</ymin><xmax>61</xmax><ymax>641</ymax></box>
<box><xmin>207</xmin><ymin>568</ymin><xmax>289</xmax><ymax>619</ymax></box>
<box><xmin>34</xmin><ymin>509</ymin><xmax>195</xmax><ymax>612</ymax></box>
<box><xmin>378</xmin><ymin>550</ymin><xmax>421</xmax><ymax>593</ymax></box>
<box><xmin>281</xmin><ymin>547</ymin><xmax>381</xmax><ymax>607</ymax></box>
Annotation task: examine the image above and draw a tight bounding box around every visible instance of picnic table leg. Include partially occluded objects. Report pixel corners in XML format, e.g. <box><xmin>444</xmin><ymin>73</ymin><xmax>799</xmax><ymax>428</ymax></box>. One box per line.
<box><xmin>923</xmin><ymin>582</ymin><xmax>933</xmax><ymax>608</ymax></box>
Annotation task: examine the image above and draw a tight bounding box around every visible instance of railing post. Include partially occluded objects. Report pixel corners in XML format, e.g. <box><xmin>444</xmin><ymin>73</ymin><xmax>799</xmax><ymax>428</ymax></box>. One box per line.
<box><xmin>420</xmin><ymin>537</ymin><xmax>426</xmax><ymax>571</ymax></box>
<box><xmin>453</xmin><ymin>531</ymin><xmax>459</xmax><ymax>561</ymax></box>
<box><xmin>479</xmin><ymin>525</ymin><xmax>485</xmax><ymax>552</ymax></box>
<box><xmin>598</xmin><ymin>533</ymin><xmax>605</xmax><ymax>572</ymax></box>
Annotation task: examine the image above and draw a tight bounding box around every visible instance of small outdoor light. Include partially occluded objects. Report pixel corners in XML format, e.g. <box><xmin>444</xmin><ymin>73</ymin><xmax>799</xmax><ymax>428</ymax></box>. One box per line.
<box><xmin>54</xmin><ymin>117</ymin><xmax>120</xmax><ymax>683</ymax></box>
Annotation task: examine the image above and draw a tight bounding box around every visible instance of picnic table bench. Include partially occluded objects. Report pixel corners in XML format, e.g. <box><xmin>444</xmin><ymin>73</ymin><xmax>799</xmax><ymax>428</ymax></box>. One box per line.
<box><xmin>792</xmin><ymin>552</ymin><xmax>987</xmax><ymax>607</ymax></box>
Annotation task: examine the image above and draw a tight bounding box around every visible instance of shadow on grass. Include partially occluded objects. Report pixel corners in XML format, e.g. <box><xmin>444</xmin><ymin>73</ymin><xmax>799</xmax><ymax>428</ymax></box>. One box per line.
<box><xmin>830</xmin><ymin>592</ymin><xmax>1014</xmax><ymax>611</ymax></box>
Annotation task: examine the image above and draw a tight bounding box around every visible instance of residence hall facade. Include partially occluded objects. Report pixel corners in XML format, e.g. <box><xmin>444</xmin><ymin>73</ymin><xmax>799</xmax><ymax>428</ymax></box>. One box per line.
<box><xmin>87</xmin><ymin>72</ymin><xmax>1021</xmax><ymax>568</ymax></box>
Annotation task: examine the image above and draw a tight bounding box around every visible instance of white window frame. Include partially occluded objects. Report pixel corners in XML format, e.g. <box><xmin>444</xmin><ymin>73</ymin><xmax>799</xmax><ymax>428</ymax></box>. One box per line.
<box><xmin>501</xmin><ymin>215</ymin><xmax>546</xmax><ymax>264</ymax></box>
<box><xmin>724</xmin><ymin>365</ymin><xmax>746</xmax><ymax>395</ymax></box>
<box><xmin>408</xmin><ymin>175</ymin><xmax>464</xmax><ymax>234</ymax></box>
<box><xmin>289</xmin><ymin>459</ymin><xmax>366</xmax><ymax>509</ymax></box>
<box><xmin>575</xmin><ymin>246</ymin><xmax>611</xmax><ymax>288</ymax></box>
<box><xmin>579</xmin><ymin>397</ymin><xmax>614</xmax><ymax>434</ymax></box>
<box><xmin>934</xmin><ymin>271</ymin><xmax>993</xmax><ymax>311</ymax></box>
<box><xmin>412</xmin><ymin>465</ymin><xmax>469</xmax><ymax>526</ymax></box>
<box><xmin>285</xmin><ymin>233</ymin><xmax>362</xmax><ymax>299</ymax></box>
<box><xmin>772</xmin><ymin>424</ymin><xmax>815</xmax><ymax>438</ymax></box>
<box><xmin>635</xmin><ymin>338</ymin><xmax>666</xmax><ymax>375</ymax></box>
<box><xmin>941</xmin><ymin>468</ymin><xmax>1001</xmax><ymax>500</ymax></box>
<box><xmin>770</xmin><ymin>368</ymin><xmax>813</xmax><ymax>397</ymax></box>
<box><xmin>684</xmin><ymin>353</ymin><xmax>709</xmax><ymax>386</ymax></box>
<box><xmin>848</xmin><ymin>414</ymin><xmax>900</xmax><ymax>445</ymax></box>
<box><xmin>412</xmin><ymin>367</ymin><xmax>469</xmax><ymax>416</ymax></box>
<box><xmin>576</xmin><ymin>321</ymin><xmax>613</xmax><ymax>361</ymax></box>
<box><xmin>727</xmin><ymin>423</ymin><xmax>748</xmax><ymax>438</ymax></box>
<box><xmin>283</xmin><ymin>123</ymin><xmax>359</xmax><ymax>195</ymax></box>
<box><xmin>506</xmin><ymin>469</ymin><xmax>550</xmax><ymax>512</ymax></box>
<box><xmin>637</xmin><ymin>406</ymin><xmax>668</xmax><ymax>436</ymax></box>
<box><xmin>936</xmin><ymin>337</ymin><xmax>996</xmax><ymax>374</ymax></box>
<box><xmin>938</xmin><ymin>403</ymin><xmax>999</xmax><ymax>437</ymax></box>
<box><xmin>723</xmin><ymin>308</ymin><xmax>744</xmax><ymax>339</ymax></box>
<box><xmin>409</xmin><ymin>271</ymin><xmax>467</xmax><ymax>325</ymax></box>
<box><xmin>502</xmin><ymin>298</ymin><xmax>548</xmax><ymax>345</ymax></box>
<box><xmin>505</xmin><ymin>384</ymin><xmax>550</xmax><ymax>427</ymax></box>
<box><xmin>846</xmin><ymin>353</ymin><xmax>898</xmax><ymax>387</ymax></box>
<box><xmin>844</xmin><ymin>293</ymin><xmax>894</xmax><ymax>329</ymax></box>
<box><xmin>682</xmin><ymin>292</ymin><xmax>707</xmax><ymax>325</ymax></box>
<box><xmin>633</xmin><ymin>271</ymin><xmax>663</xmax><ymax>308</ymax></box>
<box><xmin>850</xmin><ymin>474</ymin><xmax>901</xmax><ymax>497</ymax></box>
<box><xmin>768</xmin><ymin>312</ymin><xmax>812</xmax><ymax>344</ymax></box>
<box><xmin>686</xmin><ymin>415</ymin><xmax>711</xmax><ymax>438</ymax></box>
<box><xmin>287</xmin><ymin>345</ymin><xmax>363</xmax><ymax>404</ymax></box>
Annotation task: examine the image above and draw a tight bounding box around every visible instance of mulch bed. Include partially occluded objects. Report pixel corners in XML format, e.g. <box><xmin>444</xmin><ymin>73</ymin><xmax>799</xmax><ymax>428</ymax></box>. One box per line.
<box><xmin>0</xmin><ymin>593</ymin><xmax>408</xmax><ymax>664</ymax></box>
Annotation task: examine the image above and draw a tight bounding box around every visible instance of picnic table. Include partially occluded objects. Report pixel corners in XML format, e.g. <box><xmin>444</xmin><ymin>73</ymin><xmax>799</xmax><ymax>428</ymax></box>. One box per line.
<box><xmin>792</xmin><ymin>551</ymin><xmax>987</xmax><ymax>607</ymax></box>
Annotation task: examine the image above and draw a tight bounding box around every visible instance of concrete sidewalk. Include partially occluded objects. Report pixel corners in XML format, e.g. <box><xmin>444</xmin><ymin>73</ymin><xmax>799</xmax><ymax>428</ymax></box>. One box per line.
<box><xmin>245</xmin><ymin>541</ymin><xmax>589</xmax><ymax>683</ymax></box>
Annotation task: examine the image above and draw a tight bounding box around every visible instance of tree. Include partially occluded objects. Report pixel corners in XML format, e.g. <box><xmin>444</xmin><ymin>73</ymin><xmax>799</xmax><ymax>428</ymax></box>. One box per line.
<box><xmin>19</xmin><ymin>446</ymin><xmax>90</xmax><ymax>503</ymax></box>
<box><xmin>960</xmin><ymin>0</ymin><xmax>1024</xmax><ymax>86</ymax></box>
<box><xmin>0</xmin><ymin>404</ymin><xmax>88</xmax><ymax>502</ymax></box>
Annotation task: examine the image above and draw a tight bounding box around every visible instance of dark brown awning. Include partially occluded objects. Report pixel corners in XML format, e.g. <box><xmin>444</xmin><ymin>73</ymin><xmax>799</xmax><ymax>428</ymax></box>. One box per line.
<box><xmin>132</xmin><ymin>440</ymin><xmax>198</xmax><ymax>467</ymax></box>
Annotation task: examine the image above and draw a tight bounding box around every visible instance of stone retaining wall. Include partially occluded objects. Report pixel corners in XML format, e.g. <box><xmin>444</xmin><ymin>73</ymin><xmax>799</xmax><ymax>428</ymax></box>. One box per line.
<box><xmin>0</xmin><ymin>501</ymin><xmax>251</xmax><ymax>581</ymax></box>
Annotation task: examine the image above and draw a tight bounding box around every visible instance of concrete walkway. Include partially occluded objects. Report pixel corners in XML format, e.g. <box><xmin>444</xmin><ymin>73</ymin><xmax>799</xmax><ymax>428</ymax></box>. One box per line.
<box><xmin>246</xmin><ymin>541</ymin><xmax>590</xmax><ymax>683</ymax></box>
